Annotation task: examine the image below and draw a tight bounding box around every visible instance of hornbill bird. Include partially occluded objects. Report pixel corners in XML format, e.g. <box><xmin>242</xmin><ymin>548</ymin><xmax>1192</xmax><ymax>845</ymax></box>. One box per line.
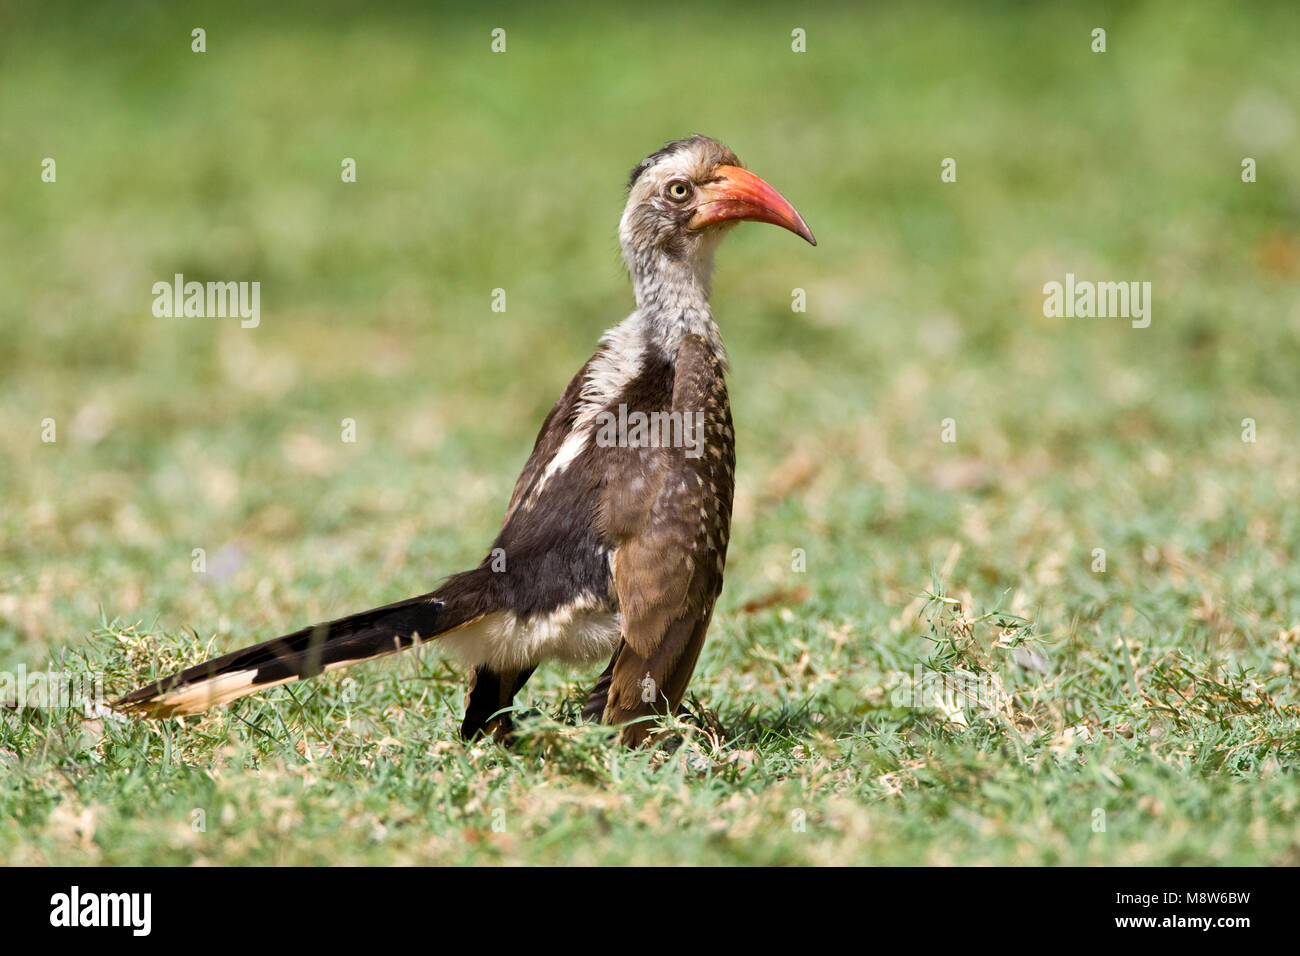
<box><xmin>113</xmin><ymin>135</ymin><xmax>816</xmax><ymax>744</ymax></box>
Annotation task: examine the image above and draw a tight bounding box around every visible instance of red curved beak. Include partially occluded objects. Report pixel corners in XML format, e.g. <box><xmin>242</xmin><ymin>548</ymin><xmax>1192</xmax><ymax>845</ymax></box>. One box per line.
<box><xmin>689</xmin><ymin>165</ymin><xmax>816</xmax><ymax>246</ymax></box>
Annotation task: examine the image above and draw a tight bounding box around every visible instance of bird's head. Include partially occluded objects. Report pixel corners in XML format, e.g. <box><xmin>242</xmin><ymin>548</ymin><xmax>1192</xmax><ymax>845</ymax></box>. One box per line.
<box><xmin>619</xmin><ymin>136</ymin><xmax>815</xmax><ymax>285</ymax></box>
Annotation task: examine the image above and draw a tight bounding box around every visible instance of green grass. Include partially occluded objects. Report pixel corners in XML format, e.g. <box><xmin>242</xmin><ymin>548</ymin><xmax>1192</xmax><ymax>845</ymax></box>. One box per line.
<box><xmin>2</xmin><ymin>0</ymin><xmax>1298</xmax><ymax>865</ymax></box>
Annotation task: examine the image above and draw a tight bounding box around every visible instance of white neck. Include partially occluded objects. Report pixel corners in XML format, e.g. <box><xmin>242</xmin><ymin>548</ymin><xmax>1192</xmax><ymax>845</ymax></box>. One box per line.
<box><xmin>620</xmin><ymin>238</ymin><xmax>728</xmax><ymax>370</ymax></box>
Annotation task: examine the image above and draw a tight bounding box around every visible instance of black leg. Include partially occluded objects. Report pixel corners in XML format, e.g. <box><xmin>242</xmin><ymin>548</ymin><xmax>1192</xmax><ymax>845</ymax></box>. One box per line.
<box><xmin>461</xmin><ymin>666</ymin><xmax>535</xmax><ymax>742</ymax></box>
<box><xmin>581</xmin><ymin>647</ymin><xmax>621</xmax><ymax>722</ymax></box>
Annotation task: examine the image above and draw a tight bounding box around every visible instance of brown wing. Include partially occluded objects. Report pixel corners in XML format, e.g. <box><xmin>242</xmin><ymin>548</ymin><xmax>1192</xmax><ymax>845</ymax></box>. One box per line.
<box><xmin>595</xmin><ymin>334</ymin><xmax>735</xmax><ymax>739</ymax></box>
<box><xmin>499</xmin><ymin>356</ymin><xmax>594</xmax><ymax>527</ymax></box>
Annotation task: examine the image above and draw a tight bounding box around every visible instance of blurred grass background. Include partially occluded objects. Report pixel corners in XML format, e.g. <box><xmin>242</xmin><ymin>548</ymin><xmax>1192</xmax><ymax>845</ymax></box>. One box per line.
<box><xmin>1</xmin><ymin>0</ymin><xmax>1298</xmax><ymax>864</ymax></box>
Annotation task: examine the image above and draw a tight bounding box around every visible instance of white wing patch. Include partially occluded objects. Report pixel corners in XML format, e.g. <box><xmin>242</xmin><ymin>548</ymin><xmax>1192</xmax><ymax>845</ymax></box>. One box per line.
<box><xmin>523</xmin><ymin>315</ymin><xmax>645</xmax><ymax>507</ymax></box>
<box><xmin>527</xmin><ymin>428</ymin><xmax>589</xmax><ymax>503</ymax></box>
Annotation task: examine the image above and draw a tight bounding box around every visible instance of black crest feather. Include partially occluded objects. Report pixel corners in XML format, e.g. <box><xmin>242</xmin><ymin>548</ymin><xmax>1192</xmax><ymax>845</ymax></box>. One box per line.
<box><xmin>627</xmin><ymin>135</ymin><xmax>714</xmax><ymax>190</ymax></box>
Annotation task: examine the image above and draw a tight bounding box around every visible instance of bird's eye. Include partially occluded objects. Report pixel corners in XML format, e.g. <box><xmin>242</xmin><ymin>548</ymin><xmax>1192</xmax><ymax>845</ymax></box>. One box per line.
<box><xmin>664</xmin><ymin>179</ymin><xmax>693</xmax><ymax>202</ymax></box>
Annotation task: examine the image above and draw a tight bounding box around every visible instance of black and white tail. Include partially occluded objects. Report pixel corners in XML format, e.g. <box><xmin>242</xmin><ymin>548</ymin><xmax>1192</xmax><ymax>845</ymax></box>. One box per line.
<box><xmin>112</xmin><ymin>593</ymin><xmax>456</xmax><ymax>718</ymax></box>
